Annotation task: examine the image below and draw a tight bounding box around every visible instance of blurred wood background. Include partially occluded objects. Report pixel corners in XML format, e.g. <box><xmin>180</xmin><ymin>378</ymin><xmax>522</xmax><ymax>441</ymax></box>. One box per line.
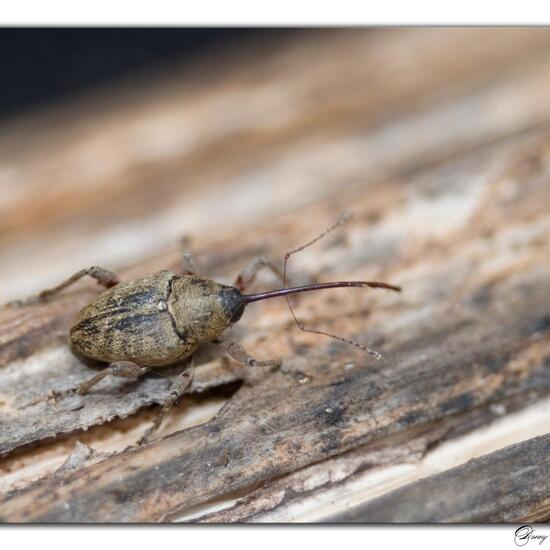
<box><xmin>0</xmin><ymin>28</ymin><xmax>549</xmax><ymax>522</ymax></box>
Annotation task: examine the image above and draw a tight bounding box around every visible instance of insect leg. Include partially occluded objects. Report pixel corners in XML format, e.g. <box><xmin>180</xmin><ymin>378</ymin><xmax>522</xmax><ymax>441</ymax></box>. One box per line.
<box><xmin>233</xmin><ymin>257</ymin><xmax>285</xmax><ymax>292</ymax></box>
<box><xmin>180</xmin><ymin>236</ymin><xmax>199</xmax><ymax>275</ymax></box>
<box><xmin>218</xmin><ymin>341</ymin><xmax>281</xmax><ymax>368</ymax></box>
<box><xmin>5</xmin><ymin>266</ymin><xmax>120</xmax><ymax>307</ymax></box>
<box><xmin>76</xmin><ymin>361</ymin><xmax>148</xmax><ymax>395</ymax></box>
<box><xmin>137</xmin><ymin>366</ymin><xmax>193</xmax><ymax>445</ymax></box>
<box><xmin>216</xmin><ymin>341</ymin><xmax>310</xmax><ymax>382</ymax></box>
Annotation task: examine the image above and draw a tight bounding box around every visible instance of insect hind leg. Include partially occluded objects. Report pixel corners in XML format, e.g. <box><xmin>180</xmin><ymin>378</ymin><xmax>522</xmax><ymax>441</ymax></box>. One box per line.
<box><xmin>4</xmin><ymin>266</ymin><xmax>120</xmax><ymax>308</ymax></box>
<box><xmin>77</xmin><ymin>361</ymin><xmax>148</xmax><ymax>395</ymax></box>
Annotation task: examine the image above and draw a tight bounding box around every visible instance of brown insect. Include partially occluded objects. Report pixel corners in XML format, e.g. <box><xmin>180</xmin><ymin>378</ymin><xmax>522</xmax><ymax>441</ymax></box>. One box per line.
<box><xmin>7</xmin><ymin>216</ymin><xmax>400</xmax><ymax>444</ymax></box>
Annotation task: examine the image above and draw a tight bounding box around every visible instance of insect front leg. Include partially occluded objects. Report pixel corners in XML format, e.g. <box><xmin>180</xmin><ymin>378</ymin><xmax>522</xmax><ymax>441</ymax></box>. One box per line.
<box><xmin>5</xmin><ymin>266</ymin><xmax>120</xmax><ymax>308</ymax></box>
<box><xmin>217</xmin><ymin>341</ymin><xmax>311</xmax><ymax>383</ymax></box>
<box><xmin>218</xmin><ymin>341</ymin><xmax>281</xmax><ymax>369</ymax></box>
<box><xmin>233</xmin><ymin>257</ymin><xmax>285</xmax><ymax>292</ymax></box>
<box><xmin>137</xmin><ymin>366</ymin><xmax>193</xmax><ymax>445</ymax></box>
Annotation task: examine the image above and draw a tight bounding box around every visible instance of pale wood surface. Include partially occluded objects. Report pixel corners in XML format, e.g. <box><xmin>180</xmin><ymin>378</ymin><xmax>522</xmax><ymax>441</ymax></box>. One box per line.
<box><xmin>327</xmin><ymin>434</ymin><xmax>550</xmax><ymax>523</ymax></box>
<box><xmin>0</xmin><ymin>28</ymin><xmax>549</xmax><ymax>522</ymax></box>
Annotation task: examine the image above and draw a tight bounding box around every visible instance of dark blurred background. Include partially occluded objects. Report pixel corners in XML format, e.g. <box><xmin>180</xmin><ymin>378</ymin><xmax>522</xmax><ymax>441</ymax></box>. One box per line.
<box><xmin>0</xmin><ymin>28</ymin><xmax>269</xmax><ymax>116</ymax></box>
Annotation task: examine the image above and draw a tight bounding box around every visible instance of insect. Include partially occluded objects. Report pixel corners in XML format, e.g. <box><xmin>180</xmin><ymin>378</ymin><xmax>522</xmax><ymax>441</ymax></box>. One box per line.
<box><xmin>7</xmin><ymin>216</ymin><xmax>400</xmax><ymax>444</ymax></box>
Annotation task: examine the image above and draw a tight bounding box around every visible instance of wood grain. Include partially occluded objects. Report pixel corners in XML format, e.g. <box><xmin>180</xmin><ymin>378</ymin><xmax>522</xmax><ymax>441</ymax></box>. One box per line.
<box><xmin>326</xmin><ymin>434</ymin><xmax>550</xmax><ymax>522</ymax></box>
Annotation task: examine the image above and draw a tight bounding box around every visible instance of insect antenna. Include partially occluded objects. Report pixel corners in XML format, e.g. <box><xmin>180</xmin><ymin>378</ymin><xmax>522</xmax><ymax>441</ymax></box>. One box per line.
<box><xmin>285</xmin><ymin>214</ymin><xmax>394</xmax><ymax>359</ymax></box>
<box><xmin>243</xmin><ymin>214</ymin><xmax>401</xmax><ymax>360</ymax></box>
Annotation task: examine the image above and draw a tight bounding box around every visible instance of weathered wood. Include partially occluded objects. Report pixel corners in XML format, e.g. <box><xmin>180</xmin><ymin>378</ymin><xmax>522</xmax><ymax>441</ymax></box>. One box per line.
<box><xmin>1</xmin><ymin>270</ymin><xmax>548</xmax><ymax>521</ymax></box>
<box><xmin>326</xmin><ymin>433</ymin><xmax>550</xmax><ymax>523</ymax></box>
<box><xmin>0</xmin><ymin>133</ymin><xmax>549</xmax><ymax>519</ymax></box>
<box><xmin>2</xmin><ymin>117</ymin><xmax>550</xmax><ymax>458</ymax></box>
<box><xmin>189</xmin><ymin>398</ymin><xmax>535</xmax><ymax>523</ymax></box>
<box><xmin>1</xmin><ymin>29</ymin><xmax>550</xmax><ymax>522</ymax></box>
